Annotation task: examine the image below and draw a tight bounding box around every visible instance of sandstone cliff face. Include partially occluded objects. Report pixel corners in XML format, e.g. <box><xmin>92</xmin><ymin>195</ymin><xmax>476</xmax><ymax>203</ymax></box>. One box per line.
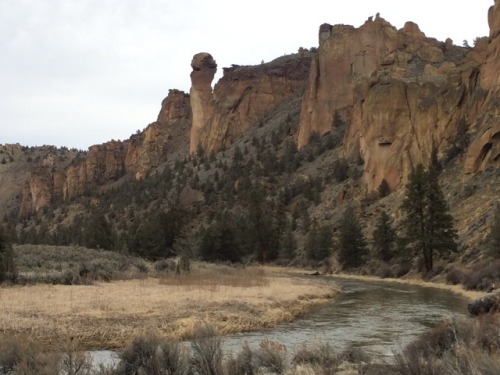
<box><xmin>297</xmin><ymin>10</ymin><xmax>499</xmax><ymax>192</ymax></box>
<box><xmin>19</xmin><ymin>89</ymin><xmax>191</xmax><ymax>213</ymax></box>
<box><xmin>189</xmin><ymin>52</ymin><xmax>311</xmax><ymax>154</ymax></box>
<box><xmin>464</xmin><ymin>0</ymin><xmax>500</xmax><ymax>175</ymax></box>
<box><xmin>62</xmin><ymin>89</ymin><xmax>191</xmax><ymax>200</ymax></box>
<box><xmin>125</xmin><ymin>89</ymin><xmax>191</xmax><ymax>180</ymax></box>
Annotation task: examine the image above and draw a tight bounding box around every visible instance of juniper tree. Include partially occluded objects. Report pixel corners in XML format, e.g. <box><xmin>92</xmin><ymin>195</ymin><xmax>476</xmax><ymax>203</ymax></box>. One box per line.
<box><xmin>305</xmin><ymin>220</ymin><xmax>333</xmax><ymax>262</ymax></box>
<box><xmin>372</xmin><ymin>210</ymin><xmax>397</xmax><ymax>262</ymax></box>
<box><xmin>337</xmin><ymin>208</ymin><xmax>368</xmax><ymax>269</ymax></box>
<box><xmin>486</xmin><ymin>205</ymin><xmax>500</xmax><ymax>259</ymax></box>
<box><xmin>401</xmin><ymin>164</ymin><xmax>458</xmax><ymax>272</ymax></box>
<box><xmin>0</xmin><ymin>226</ymin><xmax>17</xmax><ymax>283</ymax></box>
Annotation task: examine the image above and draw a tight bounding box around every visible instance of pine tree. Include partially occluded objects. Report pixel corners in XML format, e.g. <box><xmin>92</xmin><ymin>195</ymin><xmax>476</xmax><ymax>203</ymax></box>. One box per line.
<box><xmin>401</xmin><ymin>164</ymin><xmax>458</xmax><ymax>272</ymax></box>
<box><xmin>486</xmin><ymin>205</ymin><xmax>500</xmax><ymax>259</ymax></box>
<box><xmin>372</xmin><ymin>210</ymin><xmax>397</xmax><ymax>262</ymax></box>
<box><xmin>0</xmin><ymin>226</ymin><xmax>17</xmax><ymax>283</ymax></box>
<box><xmin>82</xmin><ymin>212</ymin><xmax>114</xmax><ymax>250</ymax></box>
<box><xmin>337</xmin><ymin>208</ymin><xmax>368</xmax><ymax>269</ymax></box>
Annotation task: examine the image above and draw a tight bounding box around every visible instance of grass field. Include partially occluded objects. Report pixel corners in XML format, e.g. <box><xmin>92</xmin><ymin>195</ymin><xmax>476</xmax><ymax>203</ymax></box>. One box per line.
<box><xmin>0</xmin><ymin>263</ymin><xmax>339</xmax><ymax>350</ymax></box>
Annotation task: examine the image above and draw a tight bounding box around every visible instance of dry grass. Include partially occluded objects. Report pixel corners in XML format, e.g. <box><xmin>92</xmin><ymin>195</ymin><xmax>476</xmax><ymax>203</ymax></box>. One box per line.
<box><xmin>331</xmin><ymin>273</ymin><xmax>485</xmax><ymax>300</ymax></box>
<box><xmin>0</xmin><ymin>264</ymin><xmax>338</xmax><ymax>350</ymax></box>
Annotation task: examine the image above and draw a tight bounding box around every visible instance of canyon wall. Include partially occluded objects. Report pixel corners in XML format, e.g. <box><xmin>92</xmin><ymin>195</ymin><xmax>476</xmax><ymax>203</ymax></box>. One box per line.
<box><xmin>189</xmin><ymin>51</ymin><xmax>312</xmax><ymax>154</ymax></box>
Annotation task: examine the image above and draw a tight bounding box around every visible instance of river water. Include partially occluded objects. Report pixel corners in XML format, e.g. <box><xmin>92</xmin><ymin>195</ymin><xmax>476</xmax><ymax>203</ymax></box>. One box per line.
<box><xmin>91</xmin><ymin>276</ymin><xmax>469</xmax><ymax>366</ymax></box>
<box><xmin>221</xmin><ymin>276</ymin><xmax>469</xmax><ymax>357</ymax></box>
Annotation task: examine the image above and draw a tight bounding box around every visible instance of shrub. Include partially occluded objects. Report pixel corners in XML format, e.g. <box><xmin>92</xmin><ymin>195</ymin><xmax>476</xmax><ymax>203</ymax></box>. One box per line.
<box><xmin>292</xmin><ymin>342</ymin><xmax>341</xmax><ymax>375</ymax></box>
<box><xmin>190</xmin><ymin>323</ymin><xmax>223</xmax><ymax>375</ymax></box>
<box><xmin>224</xmin><ymin>342</ymin><xmax>257</xmax><ymax>375</ymax></box>
<box><xmin>0</xmin><ymin>335</ymin><xmax>60</xmax><ymax>375</ymax></box>
<box><xmin>255</xmin><ymin>340</ymin><xmax>287</xmax><ymax>375</ymax></box>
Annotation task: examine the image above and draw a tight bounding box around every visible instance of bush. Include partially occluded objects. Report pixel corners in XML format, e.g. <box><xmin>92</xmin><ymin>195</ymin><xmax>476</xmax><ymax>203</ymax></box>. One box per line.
<box><xmin>224</xmin><ymin>342</ymin><xmax>257</xmax><ymax>375</ymax></box>
<box><xmin>255</xmin><ymin>340</ymin><xmax>287</xmax><ymax>375</ymax></box>
<box><xmin>0</xmin><ymin>335</ymin><xmax>60</xmax><ymax>375</ymax></box>
<box><xmin>190</xmin><ymin>323</ymin><xmax>223</xmax><ymax>375</ymax></box>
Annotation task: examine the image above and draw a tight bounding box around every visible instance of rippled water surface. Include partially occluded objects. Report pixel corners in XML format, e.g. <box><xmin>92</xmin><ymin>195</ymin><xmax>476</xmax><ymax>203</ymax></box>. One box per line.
<box><xmin>91</xmin><ymin>276</ymin><xmax>469</xmax><ymax>365</ymax></box>
<box><xmin>221</xmin><ymin>276</ymin><xmax>469</xmax><ymax>357</ymax></box>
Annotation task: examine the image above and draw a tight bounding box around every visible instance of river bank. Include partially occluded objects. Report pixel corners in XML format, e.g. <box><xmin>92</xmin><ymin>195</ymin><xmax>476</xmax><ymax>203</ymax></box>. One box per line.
<box><xmin>329</xmin><ymin>272</ymin><xmax>486</xmax><ymax>300</ymax></box>
<box><xmin>0</xmin><ymin>264</ymin><xmax>339</xmax><ymax>350</ymax></box>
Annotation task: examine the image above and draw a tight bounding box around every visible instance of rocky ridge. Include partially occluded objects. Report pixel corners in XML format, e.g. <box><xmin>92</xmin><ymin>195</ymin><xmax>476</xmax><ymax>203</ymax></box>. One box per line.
<box><xmin>0</xmin><ymin>2</ymin><xmax>498</xmax><ymax>257</ymax></box>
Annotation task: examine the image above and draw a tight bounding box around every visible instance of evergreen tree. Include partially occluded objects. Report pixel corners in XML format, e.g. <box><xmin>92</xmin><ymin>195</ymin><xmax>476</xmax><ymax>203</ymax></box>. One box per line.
<box><xmin>0</xmin><ymin>226</ymin><xmax>17</xmax><ymax>283</ymax></box>
<box><xmin>337</xmin><ymin>208</ymin><xmax>368</xmax><ymax>269</ymax></box>
<box><xmin>372</xmin><ymin>210</ymin><xmax>397</xmax><ymax>262</ymax></box>
<box><xmin>129</xmin><ymin>205</ymin><xmax>188</xmax><ymax>260</ymax></box>
<box><xmin>278</xmin><ymin>222</ymin><xmax>297</xmax><ymax>261</ymax></box>
<box><xmin>401</xmin><ymin>164</ymin><xmax>458</xmax><ymax>272</ymax></box>
<box><xmin>198</xmin><ymin>212</ymin><xmax>242</xmax><ymax>263</ymax></box>
<box><xmin>486</xmin><ymin>205</ymin><xmax>500</xmax><ymax>259</ymax></box>
<box><xmin>305</xmin><ymin>221</ymin><xmax>332</xmax><ymax>262</ymax></box>
<box><xmin>82</xmin><ymin>213</ymin><xmax>114</xmax><ymax>250</ymax></box>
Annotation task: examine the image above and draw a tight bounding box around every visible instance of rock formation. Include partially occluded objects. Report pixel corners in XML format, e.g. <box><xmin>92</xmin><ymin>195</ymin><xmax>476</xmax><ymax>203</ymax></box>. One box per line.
<box><xmin>464</xmin><ymin>0</ymin><xmax>500</xmax><ymax>174</ymax></box>
<box><xmin>19</xmin><ymin>89</ymin><xmax>191</xmax><ymax>214</ymax></box>
<box><xmin>297</xmin><ymin>8</ymin><xmax>499</xmax><ymax>192</ymax></box>
<box><xmin>189</xmin><ymin>51</ymin><xmax>311</xmax><ymax>154</ymax></box>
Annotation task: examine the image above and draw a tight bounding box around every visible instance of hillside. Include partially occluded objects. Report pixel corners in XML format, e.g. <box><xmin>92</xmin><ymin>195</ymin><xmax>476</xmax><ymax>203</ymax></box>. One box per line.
<box><xmin>1</xmin><ymin>1</ymin><xmax>499</xmax><ymax>278</ymax></box>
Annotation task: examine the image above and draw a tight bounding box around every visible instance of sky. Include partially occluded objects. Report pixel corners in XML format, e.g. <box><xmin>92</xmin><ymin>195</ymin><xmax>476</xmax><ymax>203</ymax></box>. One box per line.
<box><xmin>0</xmin><ymin>0</ymin><xmax>494</xmax><ymax>150</ymax></box>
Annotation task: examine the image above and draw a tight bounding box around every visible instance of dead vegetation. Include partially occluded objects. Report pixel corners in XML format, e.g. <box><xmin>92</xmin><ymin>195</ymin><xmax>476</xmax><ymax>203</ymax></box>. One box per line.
<box><xmin>0</xmin><ymin>264</ymin><xmax>338</xmax><ymax>350</ymax></box>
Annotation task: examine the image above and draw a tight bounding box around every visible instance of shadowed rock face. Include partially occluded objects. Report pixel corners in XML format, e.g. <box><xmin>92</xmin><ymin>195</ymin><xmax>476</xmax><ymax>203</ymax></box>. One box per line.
<box><xmin>189</xmin><ymin>51</ymin><xmax>311</xmax><ymax>154</ymax></box>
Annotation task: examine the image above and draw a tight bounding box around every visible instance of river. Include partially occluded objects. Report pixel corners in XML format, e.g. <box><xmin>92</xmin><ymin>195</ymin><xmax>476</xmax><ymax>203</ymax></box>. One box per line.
<box><xmin>221</xmin><ymin>276</ymin><xmax>469</xmax><ymax>357</ymax></box>
<box><xmin>91</xmin><ymin>275</ymin><xmax>469</xmax><ymax>366</ymax></box>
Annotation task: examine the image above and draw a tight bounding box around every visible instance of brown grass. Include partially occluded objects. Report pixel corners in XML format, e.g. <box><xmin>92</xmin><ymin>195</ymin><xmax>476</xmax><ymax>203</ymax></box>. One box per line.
<box><xmin>0</xmin><ymin>264</ymin><xmax>338</xmax><ymax>350</ymax></box>
<box><xmin>330</xmin><ymin>273</ymin><xmax>485</xmax><ymax>300</ymax></box>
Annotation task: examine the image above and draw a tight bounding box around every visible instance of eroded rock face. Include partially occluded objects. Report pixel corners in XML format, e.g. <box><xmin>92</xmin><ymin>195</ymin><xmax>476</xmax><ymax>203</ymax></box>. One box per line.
<box><xmin>297</xmin><ymin>10</ymin><xmax>498</xmax><ymax>192</ymax></box>
<box><xmin>189</xmin><ymin>53</ymin><xmax>217</xmax><ymax>154</ymax></box>
<box><xmin>297</xmin><ymin>16</ymin><xmax>399</xmax><ymax>149</ymax></box>
<box><xmin>189</xmin><ymin>52</ymin><xmax>311</xmax><ymax>154</ymax></box>
<box><xmin>18</xmin><ymin>90</ymin><xmax>191</xmax><ymax>214</ymax></box>
<box><xmin>465</xmin><ymin>0</ymin><xmax>500</xmax><ymax>174</ymax></box>
<box><xmin>126</xmin><ymin>89</ymin><xmax>191</xmax><ymax>179</ymax></box>
<box><xmin>482</xmin><ymin>0</ymin><xmax>500</xmax><ymax>90</ymax></box>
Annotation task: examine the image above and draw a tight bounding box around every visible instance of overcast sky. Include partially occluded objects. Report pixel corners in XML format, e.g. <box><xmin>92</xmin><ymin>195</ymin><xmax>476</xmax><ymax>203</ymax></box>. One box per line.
<box><xmin>0</xmin><ymin>0</ymin><xmax>493</xmax><ymax>150</ymax></box>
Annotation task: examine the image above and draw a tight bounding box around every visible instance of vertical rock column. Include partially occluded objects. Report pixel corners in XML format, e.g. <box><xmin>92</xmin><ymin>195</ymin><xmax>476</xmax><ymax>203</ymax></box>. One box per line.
<box><xmin>189</xmin><ymin>53</ymin><xmax>217</xmax><ymax>154</ymax></box>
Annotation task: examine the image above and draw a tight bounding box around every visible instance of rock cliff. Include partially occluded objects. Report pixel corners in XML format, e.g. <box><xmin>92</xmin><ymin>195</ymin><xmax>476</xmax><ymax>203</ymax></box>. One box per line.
<box><xmin>13</xmin><ymin>1</ymin><xmax>500</xmax><ymax>217</ymax></box>
<box><xmin>189</xmin><ymin>51</ymin><xmax>312</xmax><ymax>154</ymax></box>
<box><xmin>19</xmin><ymin>89</ymin><xmax>191</xmax><ymax>214</ymax></box>
<box><xmin>297</xmin><ymin>7</ymin><xmax>499</xmax><ymax>193</ymax></box>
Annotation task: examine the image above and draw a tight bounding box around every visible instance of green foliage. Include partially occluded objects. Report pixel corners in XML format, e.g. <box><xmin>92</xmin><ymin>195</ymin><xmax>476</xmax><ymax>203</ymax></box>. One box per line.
<box><xmin>304</xmin><ymin>221</ymin><xmax>332</xmax><ymax>262</ymax></box>
<box><xmin>129</xmin><ymin>205</ymin><xmax>188</xmax><ymax>260</ymax></box>
<box><xmin>82</xmin><ymin>213</ymin><xmax>114</xmax><ymax>250</ymax></box>
<box><xmin>278</xmin><ymin>223</ymin><xmax>297</xmax><ymax>261</ymax></box>
<box><xmin>198</xmin><ymin>212</ymin><xmax>243</xmax><ymax>263</ymax></box>
<box><xmin>372</xmin><ymin>210</ymin><xmax>397</xmax><ymax>262</ymax></box>
<box><xmin>337</xmin><ymin>208</ymin><xmax>368</xmax><ymax>269</ymax></box>
<box><xmin>0</xmin><ymin>227</ymin><xmax>17</xmax><ymax>283</ymax></box>
<box><xmin>332</xmin><ymin>158</ymin><xmax>349</xmax><ymax>182</ymax></box>
<box><xmin>486</xmin><ymin>205</ymin><xmax>500</xmax><ymax>259</ymax></box>
<box><xmin>378</xmin><ymin>179</ymin><xmax>391</xmax><ymax>198</ymax></box>
<box><xmin>401</xmin><ymin>164</ymin><xmax>458</xmax><ymax>272</ymax></box>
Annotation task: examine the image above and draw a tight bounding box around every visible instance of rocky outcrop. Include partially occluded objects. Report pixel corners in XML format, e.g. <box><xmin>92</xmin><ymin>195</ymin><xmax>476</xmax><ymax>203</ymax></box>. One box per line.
<box><xmin>298</xmin><ymin>16</ymin><xmax>399</xmax><ymax>149</ymax></box>
<box><xmin>126</xmin><ymin>89</ymin><xmax>191</xmax><ymax>179</ymax></box>
<box><xmin>18</xmin><ymin>90</ymin><xmax>191</xmax><ymax>213</ymax></box>
<box><xmin>189</xmin><ymin>52</ymin><xmax>311</xmax><ymax>154</ymax></box>
<box><xmin>297</xmin><ymin>9</ymin><xmax>499</xmax><ymax>192</ymax></box>
<box><xmin>464</xmin><ymin>0</ymin><xmax>500</xmax><ymax>174</ymax></box>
